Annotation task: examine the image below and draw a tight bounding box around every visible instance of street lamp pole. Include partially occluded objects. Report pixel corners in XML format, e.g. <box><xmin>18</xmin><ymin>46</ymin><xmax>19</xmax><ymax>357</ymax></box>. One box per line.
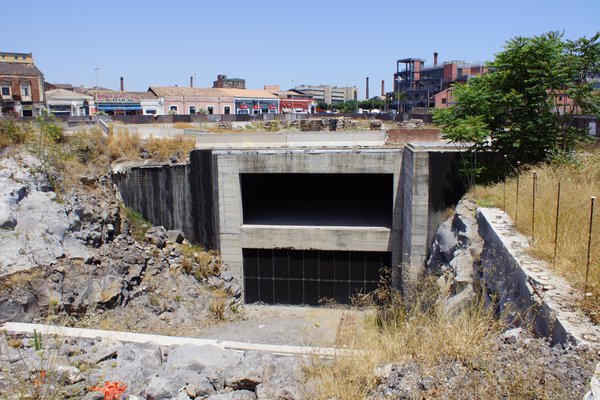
<box><xmin>94</xmin><ymin>67</ymin><xmax>99</xmax><ymax>89</ymax></box>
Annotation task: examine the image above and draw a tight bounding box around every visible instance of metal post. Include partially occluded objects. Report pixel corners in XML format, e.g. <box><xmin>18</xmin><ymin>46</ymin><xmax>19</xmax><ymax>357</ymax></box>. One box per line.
<box><xmin>503</xmin><ymin>155</ymin><xmax>507</xmax><ymax>211</ymax></box>
<box><xmin>585</xmin><ymin>196</ymin><xmax>596</xmax><ymax>293</ymax></box>
<box><xmin>532</xmin><ymin>171</ymin><xmax>537</xmax><ymax>240</ymax></box>
<box><xmin>553</xmin><ymin>182</ymin><xmax>561</xmax><ymax>265</ymax></box>
<box><xmin>515</xmin><ymin>161</ymin><xmax>521</xmax><ymax>225</ymax></box>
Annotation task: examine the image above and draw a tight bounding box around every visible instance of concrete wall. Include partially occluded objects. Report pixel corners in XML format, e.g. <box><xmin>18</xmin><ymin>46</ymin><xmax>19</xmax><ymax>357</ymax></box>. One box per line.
<box><xmin>112</xmin><ymin>150</ymin><xmax>216</xmax><ymax>248</ymax></box>
<box><xmin>477</xmin><ymin>208</ymin><xmax>600</xmax><ymax>346</ymax></box>
<box><xmin>213</xmin><ymin>149</ymin><xmax>404</xmax><ymax>288</ymax></box>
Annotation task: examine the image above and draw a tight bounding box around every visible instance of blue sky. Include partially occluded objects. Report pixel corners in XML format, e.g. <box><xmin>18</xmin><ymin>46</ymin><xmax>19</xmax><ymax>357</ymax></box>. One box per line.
<box><xmin>5</xmin><ymin>0</ymin><xmax>600</xmax><ymax>96</ymax></box>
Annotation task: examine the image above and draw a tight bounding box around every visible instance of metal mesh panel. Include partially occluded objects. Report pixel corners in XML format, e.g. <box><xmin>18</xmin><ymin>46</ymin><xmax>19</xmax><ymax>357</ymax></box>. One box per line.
<box><xmin>243</xmin><ymin>249</ymin><xmax>390</xmax><ymax>305</ymax></box>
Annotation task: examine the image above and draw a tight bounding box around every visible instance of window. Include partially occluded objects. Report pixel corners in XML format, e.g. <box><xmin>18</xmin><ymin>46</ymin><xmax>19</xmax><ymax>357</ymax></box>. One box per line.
<box><xmin>441</xmin><ymin>98</ymin><xmax>447</xmax><ymax>104</ymax></box>
<box><xmin>207</xmin><ymin>106</ymin><xmax>214</xmax><ymax>115</ymax></box>
<box><xmin>145</xmin><ymin>109</ymin><xmax>157</xmax><ymax>115</ymax></box>
<box><xmin>169</xmin><ymin>105</ymin><xmax>178</xmax><ymax>114</ymax></box>
<box><xmin>21</xmin><ymin>84</ymin><xmax>30</xmax><ymax>97</ymax></box>
<box><xmin>189</xmin><ymin>106</ymin><xmax>196</xmax><ymax>115</ymax></box>
<box><xmin>224</xmin><ymin>106</ymin><xmax>231</xmax><ymax>115</ymax></box>
<box><xmin>1</xmin><ymin>86</ymin><xmax>10</xmax><ymax>97</ymax></box>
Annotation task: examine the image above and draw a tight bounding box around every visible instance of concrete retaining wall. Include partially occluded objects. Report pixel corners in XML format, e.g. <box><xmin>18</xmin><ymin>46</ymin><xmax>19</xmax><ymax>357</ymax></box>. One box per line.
<box><xmin>477</xmin><ymin>207</ymin><xmax>600</xmax><ymax>346</ymax></box>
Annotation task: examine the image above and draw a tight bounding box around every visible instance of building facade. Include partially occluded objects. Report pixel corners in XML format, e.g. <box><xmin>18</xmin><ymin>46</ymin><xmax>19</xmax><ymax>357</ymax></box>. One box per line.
<box><xmin>149</xmin><ymin>87</ymin><xmax>279</xmax><ymax>115</ymax></box>
<box><xmin>0</xmin><ymin>52</ymin><xmax>45</xmax><ymax>117</ymax></box>
<box><xmin>275</xmin><ymin>89</ymin><xmax>316</xmax><ymax>114</ymax></box>
<box><xmin>393</xmin><ymin>54</ymin><xmax>486</xmax><ymax>112</ymax></box>
<box><xmin>213</xmin><ymin>74</ymin><xmax>246</xmax><ymax>89</ymax></box>
<box><xmin>46</xmin><ymin>89</ymin><xmax>94</xmax><ymax>116</ymax></box>
<box><xmin>149</xmin><ymin>87</ymin><xmax>235</xmax><ymax>115</ymax></box>
<box><xmin>293</xmin><ymin>85</ymin><xmax>357</xmax><ymax>104</ymax></box>
<box><xmin>87</xmin><ymin>89</ymin><xmax>161</xmax><ymax>115</ymax></box>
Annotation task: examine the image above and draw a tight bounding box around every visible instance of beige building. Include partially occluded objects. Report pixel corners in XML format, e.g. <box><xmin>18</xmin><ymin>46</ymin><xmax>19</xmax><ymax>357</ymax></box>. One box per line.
<box><xmin>294</xmin><ymin>84</ymin><xmax>357</xmax><ymax>104</ymax></box>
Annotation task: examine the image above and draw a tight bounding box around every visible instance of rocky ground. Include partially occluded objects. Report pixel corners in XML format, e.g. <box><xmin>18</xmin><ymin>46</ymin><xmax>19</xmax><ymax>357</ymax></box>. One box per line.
<box><xmin>0</xmin><ymin>331</ymin><xmax>305</xmax><ymax>399</ymax></box>
<box><xmin>0</xmin><ymin>151</ymin><xmax>240</xmax><ymax>333</ymax></box>
<box><xmin>368</xmin><ymin>327</ymin><xmax>598</xmax><ymax>399</ymax></box>
<box><xmin>1</xmin><ymin>147</ymin><xmax>599</xmax><ymax>400</ymax></box>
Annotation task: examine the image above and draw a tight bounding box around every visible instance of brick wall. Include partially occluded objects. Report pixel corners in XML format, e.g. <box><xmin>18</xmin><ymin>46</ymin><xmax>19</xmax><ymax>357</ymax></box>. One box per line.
<box><xmin>386</xmin><ymin>128</ymin><xmax>441</xmax><ymax>144</ymax></box>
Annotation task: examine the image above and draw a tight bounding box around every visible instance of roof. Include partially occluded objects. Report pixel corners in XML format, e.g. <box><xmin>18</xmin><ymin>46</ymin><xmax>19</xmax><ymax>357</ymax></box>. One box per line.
<box><xmin>219</xmin><ymin>88</ymin><xmax>278</xmax><ymax>99</ymax></box>
<box><xmin>149</xmin><ymin>86</ymin><xmax>278</xmax><ymax>99</ymax></box>
<box><xmin>149</xmin><ymin>86</ymin><xmax>230</xmax><ymax>98</ymax></box>
<box><xmin>0</xmin><ymin>62</ymin><xmax>43</xmax><ymax>77</ymax></box>
<box><xmin>46</xmin><ymin>89</ymin><xmax>93</xmax><ymax>101</ymax></box>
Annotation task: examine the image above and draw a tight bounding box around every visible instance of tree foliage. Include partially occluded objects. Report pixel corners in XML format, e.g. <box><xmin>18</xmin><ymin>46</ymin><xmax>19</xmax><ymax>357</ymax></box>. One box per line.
<box><xmin>434</xmin><ymin>31</ymin><xmax>600</xmax><ymax>165</ymax></box>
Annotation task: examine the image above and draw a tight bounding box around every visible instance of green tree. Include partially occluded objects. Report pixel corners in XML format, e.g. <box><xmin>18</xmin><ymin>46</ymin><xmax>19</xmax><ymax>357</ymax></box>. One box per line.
<box><xmin>434</xmin><ymin>31</ymin><xmax>600</xmax><ymax>166</ymax></box>
<box><xmin>316</xmin><ymin>101</ymin><xmax>329</xmax><ymax>111</ymax></box>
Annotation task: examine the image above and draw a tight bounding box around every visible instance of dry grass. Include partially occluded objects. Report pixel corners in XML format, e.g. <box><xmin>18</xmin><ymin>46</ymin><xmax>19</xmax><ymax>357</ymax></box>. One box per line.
<box><xmin>106</xmin><ymin>130</ymin><xmax>140</xmax><ymax>161</ymax></box>
<box><xmin>470</xmin><ymin>150</ymin><xmax>600</xmax><ymax>322</ymax></box>
<box><xmin>145</xmin><ymin>134</ymin><xmax>196</xmax><ymax>159</ymax></box>
<box><xmin>172</xmin><ymin>122</ymin><xmax>196</xmax><ymax>130</ymax></box>
<box><xmin>305</xmin><ymin>288</ymin><xmax>502</xmax><ymax>400</ymax></box>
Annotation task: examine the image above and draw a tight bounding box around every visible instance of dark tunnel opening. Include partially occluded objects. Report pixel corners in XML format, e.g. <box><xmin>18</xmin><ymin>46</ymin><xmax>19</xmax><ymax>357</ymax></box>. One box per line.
<box><xmin>240</xmin><ymin>173</ymin><xmax>393</xmax><ymax>227</ymax></box>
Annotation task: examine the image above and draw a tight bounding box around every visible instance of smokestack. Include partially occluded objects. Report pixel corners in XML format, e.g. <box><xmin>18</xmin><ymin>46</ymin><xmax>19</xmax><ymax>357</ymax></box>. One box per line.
<box><xmin>434</xmin><ymin>52</ymin><xmax>439</xmax><ymax>67</ymax></box>
<box><xmin>190</xmin><ymin>76</ymin><xmax>194</xmax><ymax>88</ymax></box>
<box><xmin>120</xmin><ymin>76</ymin><xmax>124</xmax><ymax>91</ymax></box>
<box><xmin>381</xmin><ymin>80</ymin><xmax>385</xmax><ymax>96</ymax></box>
<box><xmin>366</xmin><ymin>77</ymin><xmax>369</xmax><ymax>100</ymax></box>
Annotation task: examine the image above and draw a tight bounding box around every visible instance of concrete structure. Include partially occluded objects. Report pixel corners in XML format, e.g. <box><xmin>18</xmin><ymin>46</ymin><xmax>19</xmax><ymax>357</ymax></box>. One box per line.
<box><xmin>46</xmin><ymin>89</ymin><xmax>94</xmax><ymax>116</ymax></box>
<box><xmin>0</xmin><ymin>52</ymin><xmax>45</xmax><ymax>117</ymax></box>
<box><xmin>393</xmin><ymin>53</ymin><xmax>486</xmax><ymax>112</ymax></box>
<box><xmin>114</xmin><ymin>134</ymin><xmax>466</xmax><ymax>305</ymax></box>
<box><xmin>294</xmin><ymin>84</ymin><xmax>357</xmax><ymax>104</ymax></box>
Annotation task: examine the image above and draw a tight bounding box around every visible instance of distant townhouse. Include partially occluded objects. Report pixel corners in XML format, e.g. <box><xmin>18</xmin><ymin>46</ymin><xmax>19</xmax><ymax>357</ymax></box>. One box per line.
<box><xmin>46</xmin><ymin>89</ymin><xmax>94</xmax><ymax>116</ymax></box>
<box><xmin>149</xmin><ymin>87</ymin><xmax>279</xmax><ymax>115</ymax></box>
<box><xmin>226</xmin><ymin>89</ymin><xmax>279</xmax><ymax>115</ymax></box>
<box><xmin>149</xmin><ymin>87</ymin><xmax>235</xmax><ymax>115</ymax></box>
<box><xmin>265</xmin><ymin>85</ymin><xmax>315</xmax><ymax>113</ymax></box>
<box><xmin>0</xmin><ymin>52</ymin><xmax>45</xmax><ymax>117</ymax></box>
<box><xmin>293</xmin><ymin>84</ymin><xmax>357</xmax><ymax>104</ymax></box>
<box><xmin>393</xmin><ymin>52</ymin><xmax>487</xmax><ymax>112</ymax></box>
<box><xmin>86</xmin><ymin>89</ymin><xmax>161</xmax><ymax>116</ymax></box>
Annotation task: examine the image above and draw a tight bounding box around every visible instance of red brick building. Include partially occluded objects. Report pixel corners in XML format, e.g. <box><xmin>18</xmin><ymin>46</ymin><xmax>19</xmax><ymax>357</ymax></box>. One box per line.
<box><xmin>0</xmin><ymin>52</ymin><xmax>45</xmax><ymax>117</ymax></box>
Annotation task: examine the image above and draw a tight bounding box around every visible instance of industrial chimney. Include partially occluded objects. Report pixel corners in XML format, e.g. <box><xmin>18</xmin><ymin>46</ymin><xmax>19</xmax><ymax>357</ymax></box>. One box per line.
<box><xmin>190</xmin><ymin>76</ymin><xmax>194</xmax><ymax>88</ymax></box>
<box><xmin>434</xmin><ymin>52</ymin><xmax>439</xmax><ymax>67</ymax></box>
<box><xmin>120</xmin><ymin>76</ymin><xmax>124</xmax><ymax>91</ymax></box>
<box><xmin>366</xmin><ymin>77</ymin><xmax>369</xmax><ymax>100</ymax></box>
<box><xmin>381</xmin><ymin>80</ymin><xmax>385</xmax><ymax>96</ymax></box>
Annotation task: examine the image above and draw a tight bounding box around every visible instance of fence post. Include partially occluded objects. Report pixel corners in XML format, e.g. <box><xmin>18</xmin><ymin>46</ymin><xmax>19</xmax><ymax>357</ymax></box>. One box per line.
<box><xmin>585</xmin><ymin>196</ymin><xmax>596</xmax><ymax>294</ymax></box>
<box><xmin>515</xmin><ymin>161</ymin><xmax>521</xmax><ymax>225</ymax></box>
<box><xmin>532</xmin><ymin>171</ymin><xmax>537</xmax><ymax>240</ymax></box>
<box><xmin>553</xmin><ymin>182</ymin><xmax>561</xmax><ymax>265</ymax></box>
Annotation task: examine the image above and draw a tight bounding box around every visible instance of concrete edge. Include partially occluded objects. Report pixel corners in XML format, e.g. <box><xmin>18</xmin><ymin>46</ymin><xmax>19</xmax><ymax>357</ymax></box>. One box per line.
<box><xmin>477</xmin><ymin>207</ymin><xmax>600</xmax><ymax>347</ymax></box>
<box><xmin>0</xmin><ymin>322</ymin><xmax>349</xmax><ymax>357</ymax></box>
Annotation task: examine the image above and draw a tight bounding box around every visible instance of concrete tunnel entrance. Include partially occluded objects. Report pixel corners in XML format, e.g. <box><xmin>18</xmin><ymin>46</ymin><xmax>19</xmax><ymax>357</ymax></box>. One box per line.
<box><xmin>240</xmin><ymin>173</ymin><xmax>394</xmax><ymax>305</ymax></box>
<box><xmin>240</xmin><ymin>173</ymin><xmax>393</xmax><ymax>227</ymax></box>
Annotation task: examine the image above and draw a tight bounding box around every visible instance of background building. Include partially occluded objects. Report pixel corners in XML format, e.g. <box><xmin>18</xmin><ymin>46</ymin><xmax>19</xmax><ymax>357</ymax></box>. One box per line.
<box><xmin>87</xmin><ymin>89</ymin><xmax>160</xmax><ymax>116</ymax></box>
<box><xmin>149</xmin><ymin>87</ymin><xmax>234</xmax><ymax>115</ymax></box>
<box><xmin>293</xmin><ymin>84</ymin><xmax>357</xmax><ymax>104</ymax></box>
<box><xmin>393</xmin><ymin>53</ymin><xmax>486</xmax><ymax>112</ymax></box>
<box><xmin>0</xmin><ymin>52</ymin><xmax>45</xmax><ymax>117</ymax></box>
<box><xmin>46</xmin><ymin>89</ymin><xmax>94</xmax><ymax>116</ymax></box>
<box><xmin>213</xmin><ymin>74</ymin><xmax>246</xmax><ymax>89</ymax></box>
